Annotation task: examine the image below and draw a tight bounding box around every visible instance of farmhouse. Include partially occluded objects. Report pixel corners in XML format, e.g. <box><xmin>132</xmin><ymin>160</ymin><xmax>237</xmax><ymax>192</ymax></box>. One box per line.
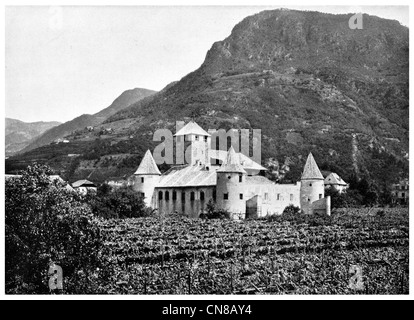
<box><xmin>132</xmin><ymin>121</ymin><xmax>331</xmax><ymax>219</ymax></box>
<box><xmin>72</xmin><ymin>179</ymin><xmax>97</xmax><ymax>195</ymax></box>
<box><xmin>324</xmin><ymin>172</ymin><xmax>348</xmax><ymax>193</ymax></box>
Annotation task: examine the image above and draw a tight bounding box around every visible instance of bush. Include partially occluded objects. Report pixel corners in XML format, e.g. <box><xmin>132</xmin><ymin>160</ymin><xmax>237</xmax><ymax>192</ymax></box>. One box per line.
<box><xmin>86</xmin><ymin>184</ymin><xmax>152</xmax><ymax>219</ymax></box>
<box><xmin>282</xmin><ymin>204</ymin><xmax>302</xmax><ymax>215</ymax></box>
<box><xmin>5</xmin><ymin>164</ymin><xmax>107</xmax><ymax>294</ymax></box>
<box><xmin>201</xmin><ymin>199</ymin><xmax>231</xmax><ymax>220</ymax></box>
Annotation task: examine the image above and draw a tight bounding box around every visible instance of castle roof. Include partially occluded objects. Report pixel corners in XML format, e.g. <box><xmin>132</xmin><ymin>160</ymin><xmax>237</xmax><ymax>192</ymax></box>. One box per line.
<box><xmin>134</xmin><ymin>150</ymin><xmax>161</xmax><ymax>175</ymax></box>
<box><xmin>174</xmin><ymin>121</ymin><xmax>211</xmax><ymax>137</ymax></box>
<box><xmin>324</xmin><ymin>172</ymin><xmax>347</xmax><ymax>186</ymax></box>
<box><xmin>245</xmin><ymin>175</ymin><xmax>274</xmax><ymax>185</ymax></box>
<box><xmin>157</xmin><ymin>164</ymin><xmax>217</xmax><ymax>188</ymax></box>
<box><xmin>301</xmin><ymin>153</ymin><xmax>324</xmax><ymax>180</ymax></box>
<box><xmin>217</xmin><ymin>146</ymin><xmax>247</xmax><ymax>174</ymax></box>
<box><xmin>209</xmin><ymin>149</ymin><xmax>267</xmax><ymax>172</ymax></box>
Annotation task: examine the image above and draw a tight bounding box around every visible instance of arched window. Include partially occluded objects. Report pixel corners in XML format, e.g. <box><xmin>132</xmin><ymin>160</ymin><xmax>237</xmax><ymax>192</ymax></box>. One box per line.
<box><xmin>200</xmin><ymin>191</ymin><xmax>205</xmax><ymax>201</ymax></box>
<box><xmin>172</xmin><ymin>191</ymin><xmax>177</xmax><ymax>201</ymax></box>
<box><xmin>190</xmin><ymin>192</ymin><xmax>195</xmax><ymax>201</ymax></box>
<box><xmin>158</xmin><ymin>191</ymin><xmax>163</xmax><ymax>200</ymax></box>
<box><xmin>181</xmin><ymin>192</ymin><xmax>185</xmax><ymax>202</ymax></box>
<box><xmin>165</xmin><ymin>191</ymin><xmax>170</xmax><ymax>201</ymax></box>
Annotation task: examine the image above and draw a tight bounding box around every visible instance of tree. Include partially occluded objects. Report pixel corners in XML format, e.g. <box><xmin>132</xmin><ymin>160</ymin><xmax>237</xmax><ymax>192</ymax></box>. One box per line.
<box><xmin>5</xmin><ymin>164</ymin><xmax>106</xmax><ymax>294</ymax></box>
<box><xmin>201</xmin><ymin>199</ymin><xmax>230</xmax><ymax>219</ymax></box>
<box><xmin>87</xmin><ymin>184</ymin><xmax>151</xmax><ymax>219</ymax></box>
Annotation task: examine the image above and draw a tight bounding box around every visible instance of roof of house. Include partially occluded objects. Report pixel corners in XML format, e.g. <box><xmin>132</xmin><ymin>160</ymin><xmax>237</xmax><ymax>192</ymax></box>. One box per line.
<box><xmin>134</xmin><ymin>150</ymin><xmax>161</xmax><ymax>175</ymax></box>
<box><xmin>209</xmin><ymin>149</ymin><xmax>267</xmax><ymax>172</ymax></box>
<box><xmin>174</xmin><ymin>121</ymin><xmax>211</xmax><ymax>137</ymax></box>
<box><xmin>72</xmin><ymin>179</ymin><xmax>97</xmax><ymax>188</ymax></box>
<box><xmin>324</xmin><ymin>172</ymin><xmax>348</xmax><ymax>186</ymax></box>
<box><xmin>217</xmin><ymin>146</ymin><xmax>247</xmax><ymax>174</ymax></box>
<box><xmin>301</xmin><ymin>153</ymin><xmax>324</xmax><ymax>180</ymax></box>
<box><xmin>157</xmin><ymin>164</ymin><xmax>217</xmax><ymax>188</ymax></box>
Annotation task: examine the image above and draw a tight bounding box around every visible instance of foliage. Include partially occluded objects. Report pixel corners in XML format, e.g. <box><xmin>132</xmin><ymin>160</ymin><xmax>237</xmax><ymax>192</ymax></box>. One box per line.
<box><xmin>86</xmin><ymin>184</ymin><xmax>152</xmax><ymax>219</ymax></box>
<box><xmin>200</xmin><ymin>199</ymin><xmax>231</xmax><ymax>220</ymax></box>
<box><xmin>5</xmin><ymin>163</ymin><xmax>107</xmax><ymax>294</ymax></box>
<box><xmin>282</xmin><ymin>204</ymin><xmax>302</xmax><ymax>215</ymax></box>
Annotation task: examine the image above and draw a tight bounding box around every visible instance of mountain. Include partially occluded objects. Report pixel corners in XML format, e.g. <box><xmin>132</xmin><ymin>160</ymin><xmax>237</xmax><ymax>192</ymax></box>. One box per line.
<box><xmin>5</xmin><ymin>118</ymin><xmax>61</xmax><ymax>156</ymax></box>
<box><xmin>7</xmin><ymin>10</ymin><xmax>409</xmax><ymax>188</ymax></box>
<box><xmin>19</xmin><ymin>88</ymin><xmax>156</xmax><ymax>153</ymax></box>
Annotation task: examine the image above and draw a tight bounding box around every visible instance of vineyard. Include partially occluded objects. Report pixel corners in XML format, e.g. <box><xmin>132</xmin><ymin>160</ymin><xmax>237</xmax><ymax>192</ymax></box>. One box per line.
<box><xmin>99</xmin><ymin>208</ymin><xmax>409</xmax><ymax>295</ymax></box>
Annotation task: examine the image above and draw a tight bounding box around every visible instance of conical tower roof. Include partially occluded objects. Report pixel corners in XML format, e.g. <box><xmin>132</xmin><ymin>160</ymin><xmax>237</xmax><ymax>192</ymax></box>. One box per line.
<box><xmin>217</xmin><ymin>146</ymin><xmax>247</xmax><ymax>174</ymax></box>
<box><xmin>134</xmin><ymin>150</ymin><xmax>161</xmax><ymax>175</ymax></box>
<box><xmin>301</xmin><ymin>153</ymin><xmax>324</xmax><ymax>180</ymax></box>
<box><xmin>174</xmin><ymin>121</ymin><xmax>211</xmax><ymax>137</ymax></box>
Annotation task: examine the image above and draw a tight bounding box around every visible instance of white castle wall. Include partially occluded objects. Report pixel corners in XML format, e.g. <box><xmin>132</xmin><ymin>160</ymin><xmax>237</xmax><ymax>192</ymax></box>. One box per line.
<box><xmin>311</xmin><ymin>196</ymin><xmax>331</xmax><ymax>216</ymax></box>
<box><xmin>155</xmin><ymin>187</ymin><xmax>215</xmax><ymax>218</ymax></box>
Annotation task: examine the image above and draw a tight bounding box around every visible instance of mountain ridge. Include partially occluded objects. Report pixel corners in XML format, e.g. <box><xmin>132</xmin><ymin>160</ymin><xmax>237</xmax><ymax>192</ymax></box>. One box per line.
<box><xmin>7</xmin><ymin>9</ymin><xmax>409</xmax><ymax>188</ymax></box>
<box><xmin>5</xmin><ymin>118</ymin><xmax>61</xmax><ymax>156</ymax></box>
<box><xmin>18</xmin><ymin>87</ymin><xmax>156</xmax><ymax>154</ymax></box>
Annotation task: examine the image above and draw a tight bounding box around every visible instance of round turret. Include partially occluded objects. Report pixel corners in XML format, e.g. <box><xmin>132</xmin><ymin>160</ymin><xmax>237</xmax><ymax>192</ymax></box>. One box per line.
<box><xmin>132</xmin><ymin>150</ymin><xmax>161</xmax><ymax>207</ymax></box>
<box><xmin>300</xmin><ymin>153</ymin><xmax>325</xmax><ymax>214</ymax></box>
<box><xmin>215</xmin><ymin>147</ymin><xmax>247</xmax><ymax>216</ymax></box>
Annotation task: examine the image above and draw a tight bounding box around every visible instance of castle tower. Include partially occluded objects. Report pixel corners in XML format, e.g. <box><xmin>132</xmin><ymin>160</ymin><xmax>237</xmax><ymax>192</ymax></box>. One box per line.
<box><xmin>174</xmin><ymin>121</ymin><xmax>211</xmax><ymax>166</ymax></box>
<box><xmin>300</xmin><ymin>152</ymin><xmax>325</xmax><ymax>214</ymax></box>
<box><xmin>216</xmin><ymin>146</ymin><xmax>247</xmax><ymax>217</ymax></box>
<box><xmin>132</xmin><ymin>150</ymin><xmax>161</xmax><ymax>207</ymax></box>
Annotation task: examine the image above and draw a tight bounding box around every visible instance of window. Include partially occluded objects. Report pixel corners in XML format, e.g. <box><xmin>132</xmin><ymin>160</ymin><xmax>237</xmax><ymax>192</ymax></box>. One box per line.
<box><xmin>204</xmin><ymin>136</ymin><xmax>208</xmax><ymax>142</ymax></box>
<box><xmin>402</xmin><ymin>193</ymin><xmax>405</xmax><ymax>198</ymax></box>
<box><xmin>195</xmin><ymin>135</ymin><xmax>199</xmax><ymax>141</ymax></box>
<box><xmin>172</xmin><ymin>191</ymin><xmax>177</xmax><ymax>201</ymax></box>
<box><xmin>158</xmin><ymin>191</ymin><xmax>163</xmax><ymax>200</ymax></box>
<box><xmin>239</xmin><ymin>174</ymin><xmax>243</xmax><ymax>183</ymax></box>
<box><xmin>141</xmin><ymin>177</ymin><xmax>144</xmax><ymax>183</ymax></box>
<box><xmin>290</xmin><ymin>194</ymin><xmax>293</xmax><ymax>201</ymax></box>
<box><xmin>264</xmin><ymin>193</ymin><xmax>269</xmax><ymax>200</ymax></box>
<box><xmin>190</xmin><ymin>192</ymin><xmax>195</xmax><ymax>201</ymax></box>
<box><xmin>140</xmin><ymin>192</ymin><xmax>145</xmax><ymax>198</ymax></box>
<box><xmin>181</xmin><ymin>192</ymin><xmax>185</xmax><ymax>202</ymax></box>
<box><xmin>239</xmin><ymin>194</ymin><xmax>243</xmax><ymax>200</ymax></box>
<box><xmin>309</xmin><ymin>183</ymin><xmax>312</xmax><ymax>187</ymax></box>
<box><xmin>213</xmin><ymin>190</ymin><xmax>216</xmax><ymax>201</ymax></box>
<box><xmin>224</xmin><ymin>193</ymin><xmax>229</xmax><ymax>200</ymax></box>
<box><xmin>200</xmin><ymin>191</ymin><xmax>205</xmax><ymax>201</ymax></box>
<box><xmin>228</xmin><ymin>176</ymin><xmax>231</xmax><ymax>180</ymax></box>
<box><xmin>165</xmin><ymin>191</ymin><xmax>170</xmax><ymax>201</ymax></box>
<box><xmin>319</xmin><ymin>194</ymin><xmax>322</xmax><ymax>199</ymax></box>
<box><xmin>277</xmin><ymin>194</ymin><xmax>280</xmax><ymax>201</ymax></box>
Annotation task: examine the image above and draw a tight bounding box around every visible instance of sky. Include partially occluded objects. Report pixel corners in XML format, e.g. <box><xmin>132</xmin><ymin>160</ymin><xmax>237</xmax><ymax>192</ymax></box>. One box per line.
<box><xmin>5</xmin><ymin>5</ymin><xmax>409</xmax><ymax>123</ymax></box>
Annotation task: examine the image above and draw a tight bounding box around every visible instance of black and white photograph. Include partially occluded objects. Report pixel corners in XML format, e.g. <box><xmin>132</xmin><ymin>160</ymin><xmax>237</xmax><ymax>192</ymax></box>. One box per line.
<box><xmin>2</xmin><ymin>1</ymin><xmax>411</xmax><ymax>302</ymax></box>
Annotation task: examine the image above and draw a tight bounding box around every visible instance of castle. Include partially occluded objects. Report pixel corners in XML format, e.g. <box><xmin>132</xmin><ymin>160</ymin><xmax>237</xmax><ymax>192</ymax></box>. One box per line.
<box><xmin>132</xmin><ymin>121</ymin><xmax>330</xmax><ymax>219</ymax></box>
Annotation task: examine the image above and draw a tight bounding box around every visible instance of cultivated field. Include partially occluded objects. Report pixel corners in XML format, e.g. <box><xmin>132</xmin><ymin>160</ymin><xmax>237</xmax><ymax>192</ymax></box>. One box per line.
<box><xmin>99</xmin><ymin>207</ymin><xmax>409</xmax><ymax>295</ymax></box>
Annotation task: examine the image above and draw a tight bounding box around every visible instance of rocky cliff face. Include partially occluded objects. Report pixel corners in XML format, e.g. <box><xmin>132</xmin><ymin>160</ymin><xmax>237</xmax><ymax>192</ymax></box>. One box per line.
<box><xmin>8</xmin><ymin>9</ymin><xmax>409</xmax><ymax>184</ymax></box>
